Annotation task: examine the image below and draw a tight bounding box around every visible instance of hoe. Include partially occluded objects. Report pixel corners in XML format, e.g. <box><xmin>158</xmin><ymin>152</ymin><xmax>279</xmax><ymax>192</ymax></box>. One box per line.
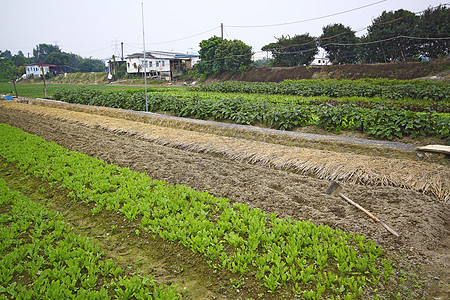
<box><xmin>326</xmin><ymin>181</ymin><xmax>399</xmax><ymax>237</ymax></box>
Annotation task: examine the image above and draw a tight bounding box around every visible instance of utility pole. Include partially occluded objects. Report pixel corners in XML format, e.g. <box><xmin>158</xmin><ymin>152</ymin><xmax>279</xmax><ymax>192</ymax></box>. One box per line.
<box><xmin>41</xmin><ymin>66</ymin><xmax>47</xmax><ymax>98</ymax></box>
<box><xmin>121</xmin><ymin>42</ymin><xmax>124</xmax><ymax>61</ymax></box>
<box><xmin>12</xmin><ymin>77</ymin><xmax>18</xmax><ymax>98</ymax></box>
<box><xmin>221</xmin><ymin>23</ymin><xmax>224</xmax><ymax>40</ymax></box>
<box><xmin>142</xmin><ymin>2</ymin><xmax>148</xmax><ymax>112</ymax></box>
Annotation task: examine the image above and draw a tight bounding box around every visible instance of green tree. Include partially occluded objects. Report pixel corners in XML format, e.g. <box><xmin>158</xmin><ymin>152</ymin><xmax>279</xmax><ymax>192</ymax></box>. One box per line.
<box><xmin>418</xmin><ymin>5</ymin><xmax>449</xmax><ymax>59</ymax></box>
<box><xmin>261</xmin><ymin>34</ymin><xmax>317</xmax><ymax>67</ymax></box>
<box><xmin>33</xmin><ymin>43</ymin><xmax>61</xmax><ymax>62</ymax></box>
<box><xmin>1</xmin><ymin>50</ymin><xmax>12</xmax><ymax>60</ymax></box>
<box><xmin>197</xmin><ymin>36</ymin><xmax>224</xmax><ymax>76</ymax></box>
<box><xmin>45</xmin><ymin>51</ymin><xmax>74</xmax><ymax>66</ymax></box>
<box><xmin>12</xmin><ymin>54</ymin><xmax>29</xmax><ymax>67</ymax></box>
<box><xmin>197</xmin><ymin>36</ymin><xmax>252</xmax><ymax>76</ymax></box>
<box><xmin>78</xmin><ymin>58</ymin><xmax>105</xmax><ymax>72</ymax></box>
<box><xmin>319</xmin><ymin>23</ymin><xmax>357</xmax><ymax>64</ymax></box>
<box><xmin>361</xmin><ymin>9</ymin><xmax>419</xmax><ymax>63</ymax></box>
<box><xmin>0</xmin><ymin>59</ymin><xmax>15</xmax><ymax>81</ymax></box>
<box><xmin>219</xmin><ymin>39</ymin><xmax>252</xmax><ymax>72</ymax></box>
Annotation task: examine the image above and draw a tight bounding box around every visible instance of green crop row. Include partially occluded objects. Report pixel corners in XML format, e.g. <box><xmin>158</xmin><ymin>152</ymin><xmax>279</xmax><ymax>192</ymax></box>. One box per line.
<box><xmin>0</xmin><ymin>178</ymin><xmax>180</xmax><ymax>299</ymax></box>
<box><xmin>0</xmin><ymin>124</ymin><xmax>395</xmax><ymax>298</ymax></box>
<box><xmin>52</xmin><ymin>85</ymin><xmax>449</xmax><ymax>113</ymax></box>
<box><xmin>194</xmin><ymin>79</ymin><xmax>450</xmax><ymax>102</ymax></box>
<box><xmin>52</xmin><ymin>87</ymin><xmax>450</xmax><ymax>141</ymax></box>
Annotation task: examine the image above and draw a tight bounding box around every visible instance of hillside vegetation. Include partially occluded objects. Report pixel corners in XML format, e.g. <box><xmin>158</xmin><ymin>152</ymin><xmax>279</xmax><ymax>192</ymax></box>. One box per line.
<box><xmin>212</xmin><ymin>59</ymin><xmax>450</xmax><ymax>82</ymax></box>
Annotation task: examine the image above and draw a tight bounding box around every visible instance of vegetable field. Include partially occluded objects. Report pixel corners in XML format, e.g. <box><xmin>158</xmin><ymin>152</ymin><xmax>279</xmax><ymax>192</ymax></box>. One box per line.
<box><xmin>0</xmin><ymin>98</ymin><xmax>449</xmax><ymax>299</ymax></box>
<box><xmin>51</xmin><ymin>79</ymin><xmax>450</xmax><ymax>143</ymax></box>
<box><xmin>0</xmin><ymin>123</ymin><xmax>394</xmax><ymax>299</ymax></box>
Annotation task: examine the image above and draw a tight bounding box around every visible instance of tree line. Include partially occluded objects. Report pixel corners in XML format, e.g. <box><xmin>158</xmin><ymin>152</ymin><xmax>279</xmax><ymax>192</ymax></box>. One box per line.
<box><xmin>0</xmin><ymin>44</ymin><xmax>105</xmax><ymax>81</ymax></box>
<box><xmin>196</xmin><ymin>5</ymin><xmax>449</xmax><ymax>75</ymax></box>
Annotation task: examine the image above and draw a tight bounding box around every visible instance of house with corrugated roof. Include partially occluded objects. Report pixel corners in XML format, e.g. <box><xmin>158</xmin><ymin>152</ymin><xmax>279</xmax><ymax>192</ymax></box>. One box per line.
<box><xmin>25</xmin><ymin>63</ymin><xmax>58</xmax><ymax>78</ymax></box>
<box><xmin>126</xmin><ymin>51</ymin><xmax>199</xmax><ymax>80</ymax></box>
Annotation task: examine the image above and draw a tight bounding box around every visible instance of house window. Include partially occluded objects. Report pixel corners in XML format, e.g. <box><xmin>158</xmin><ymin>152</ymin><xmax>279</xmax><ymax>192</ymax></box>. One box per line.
<box><xmin>150</xmin><ymin>61</ymin><xmax>152</xmax><ymax>67</ymax></box>
<box><xmin>162</xmin><ymin>61</ymin><xmax>165</xmax><ymax>67</ymax></box>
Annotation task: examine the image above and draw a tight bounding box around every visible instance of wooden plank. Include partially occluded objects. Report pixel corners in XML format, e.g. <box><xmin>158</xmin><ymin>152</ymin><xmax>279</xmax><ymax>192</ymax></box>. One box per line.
<box><xmin>416</xmin><ymin>145</ymin><xmax>450</xmax><ymax>155</ymax></box>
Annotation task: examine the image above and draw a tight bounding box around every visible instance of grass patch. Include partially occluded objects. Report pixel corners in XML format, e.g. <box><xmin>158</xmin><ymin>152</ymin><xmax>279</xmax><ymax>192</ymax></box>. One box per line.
<box><xmin>0</xmin><ymin>82</ymin><xmax>145</xmax><ymax>99</ymax></box>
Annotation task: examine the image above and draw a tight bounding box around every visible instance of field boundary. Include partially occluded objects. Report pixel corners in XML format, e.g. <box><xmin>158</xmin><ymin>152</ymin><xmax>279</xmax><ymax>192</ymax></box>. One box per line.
<box><xmin>2</xmin><ymin>100</ymin><xmax>449</xmax><ymax>202</ymax></box>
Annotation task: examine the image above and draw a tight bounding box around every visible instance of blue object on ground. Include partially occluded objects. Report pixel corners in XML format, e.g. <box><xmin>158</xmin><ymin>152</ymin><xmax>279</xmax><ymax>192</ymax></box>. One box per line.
<box><xmin>4</xmin><ymin>96</ymin><xmax>13</xmax><ymax>100</ymax></box>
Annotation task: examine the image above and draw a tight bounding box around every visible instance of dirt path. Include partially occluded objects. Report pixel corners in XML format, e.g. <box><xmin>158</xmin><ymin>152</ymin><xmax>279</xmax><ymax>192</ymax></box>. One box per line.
<box><xmin>0</xmin><ymin>103</ymin><xmax>449</xmax><ymax>298</ymax></box>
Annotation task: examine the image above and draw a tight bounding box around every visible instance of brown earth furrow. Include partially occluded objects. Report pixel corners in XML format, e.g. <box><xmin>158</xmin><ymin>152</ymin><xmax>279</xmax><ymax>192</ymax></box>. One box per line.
<box><xmin>2</xmin><ymin>101</ymin><xmax>449</xmax><ymax>202</ymax></box>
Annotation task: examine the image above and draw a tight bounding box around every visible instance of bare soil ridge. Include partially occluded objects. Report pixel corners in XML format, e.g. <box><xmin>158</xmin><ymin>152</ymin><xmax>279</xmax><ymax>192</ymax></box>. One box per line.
<box><xmin>2</xmin><ymin>101</ymin><xmax>448</xmax><ymax>202</ymax></box>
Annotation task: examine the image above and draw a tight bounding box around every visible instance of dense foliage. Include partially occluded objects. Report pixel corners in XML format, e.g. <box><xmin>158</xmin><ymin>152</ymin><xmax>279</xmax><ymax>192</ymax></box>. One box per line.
<box><xmin>360</xmin><ymin>6</ymin><xmax>449</xmax><ymax>63</ymax></box>
<box><xmin>0</xmin><ymin>124</ymin><xmax>396</xmax><ymax>298</ymax></box>
<box><xmin>0</xmin><ymin>59</ymin><xmax>16</xmax><ymax>82</ymax></box>
<box><xmin>51</xmin><ymin>87</ymin><xmax>450</xmax><ymax>142</ymax></box>
<box><xmin>32</xmin><ymin>43</ymin><xmax>105</xmax><ymax>73</ymax></box>
<box><xmin>259</xmin><ymin>6</ymin><xmax>449</xmax><ymax>66</ymax></box>
<box><xmin>196</xmin><ymin>37</ymin><xmax>252</xmax><ymax>76</ymax></box>
<box><xmin>261</xmin><ymin>34</ymin><xmax>318</xmax><ymax>67</ymax></box>
<box><xmin>419</xmin><ymin>5</ymin><xmax>450</xmax><ymax>59</ymax></box>
<box><xmin>319</xmin><ymin>24</ymin><xmax>358</xmax><ymax>64</ymax></box>
<box><xmin>360</xmin><ymin>9</ymin><xmax>420</xmax><ymax>63</ymax></box>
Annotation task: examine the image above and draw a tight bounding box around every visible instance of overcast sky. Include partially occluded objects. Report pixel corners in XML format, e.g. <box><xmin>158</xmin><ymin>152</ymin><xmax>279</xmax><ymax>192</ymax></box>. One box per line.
<box><xmin>1</xmin><ymin>0</ymin><xmax>446</xmax><ymax>60</ymax></box>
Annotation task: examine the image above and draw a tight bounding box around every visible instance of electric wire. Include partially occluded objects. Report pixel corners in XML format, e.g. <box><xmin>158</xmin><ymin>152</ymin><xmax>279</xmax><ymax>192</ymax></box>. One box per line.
<box><xmin>225</xmin><ymin>0</ymin><xmax>387</xmax><ymax>28</ymax></box>
<box><xmin>119</xmin><ymin>3</ymin><xmax>449</xmax><ymax>62</ymax></box>
<box><xmin>261</xmin><ymin>4</ymin><xmax>450</xmax><ymax>52</ymax></box>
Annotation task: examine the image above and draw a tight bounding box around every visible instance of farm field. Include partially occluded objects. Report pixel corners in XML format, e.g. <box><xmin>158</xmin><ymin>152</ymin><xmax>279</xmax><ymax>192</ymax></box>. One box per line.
<box><xmin>49</xmin><ymin>80</ymin><xmax>450</xmax><ymax>143</ymax></box>
<box><xmin>0</xmin><ymin>82</ymin><xmax>150</xmax><ymax>99</ymax></box>
<box><xmin>0</xmin><ymin>98</ymin><xmax>449</xmax><ymax>299</ymax></box>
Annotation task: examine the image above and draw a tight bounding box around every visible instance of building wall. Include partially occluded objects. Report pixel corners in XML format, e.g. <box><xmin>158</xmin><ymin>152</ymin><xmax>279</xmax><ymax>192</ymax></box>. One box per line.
<box><xmin>311</xmin><ymin>57</ymin><xmax>331</xmax><ymax>66</ymax></box>
<box><xmin>26</xmin><ymin>65</ymin><xmax>50</xmax><ymax>77</ymax></box>
<box><xmin>126</xmin><ymin>57</ymin><xmax>171</xmax><ymax>74</ymax></box>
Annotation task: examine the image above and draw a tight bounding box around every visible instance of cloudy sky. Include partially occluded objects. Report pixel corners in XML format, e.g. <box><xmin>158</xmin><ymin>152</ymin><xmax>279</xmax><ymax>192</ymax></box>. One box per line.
<box><xmin>1</xmin><ymin>0</ymin><xmax>446</xmax><ymax>60</ymax></box>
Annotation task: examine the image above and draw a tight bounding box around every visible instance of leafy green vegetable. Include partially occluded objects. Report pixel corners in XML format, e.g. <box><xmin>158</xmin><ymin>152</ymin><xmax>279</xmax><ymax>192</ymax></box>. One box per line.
<box><xmin>0</xmin><ymin>124</ymin><xmax>397</xmax><ymax>297</ymax></box>
<box><xmin>0</xmin><ymin>178</ymin><xmax>180</xmax><ymax>299</ymax></box>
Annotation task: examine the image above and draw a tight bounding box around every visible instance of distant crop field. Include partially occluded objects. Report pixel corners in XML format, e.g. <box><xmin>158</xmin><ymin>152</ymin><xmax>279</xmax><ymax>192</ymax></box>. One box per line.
<box><xmin>0</xmin><ymin>82</ymin><xmax>145</xmax><ymax>99</ymax></box>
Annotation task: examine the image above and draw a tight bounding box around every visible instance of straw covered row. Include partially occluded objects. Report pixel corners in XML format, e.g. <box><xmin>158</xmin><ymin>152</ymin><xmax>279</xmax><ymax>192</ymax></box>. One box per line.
<box><xmin>3</xmin><ymin>102</ymin><xmax>449</xmax><ymax>202</ymax></box>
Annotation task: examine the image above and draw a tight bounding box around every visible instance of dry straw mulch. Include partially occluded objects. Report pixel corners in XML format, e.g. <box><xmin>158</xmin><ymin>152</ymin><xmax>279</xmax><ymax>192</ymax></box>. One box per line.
<box><xmin>2</xmin><ymin>101</ymin><xmax>449</xmax><ymax>202</ymax></box>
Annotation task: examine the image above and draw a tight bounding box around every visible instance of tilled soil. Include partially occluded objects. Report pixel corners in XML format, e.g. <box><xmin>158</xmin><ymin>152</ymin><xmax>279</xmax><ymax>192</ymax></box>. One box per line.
<box><xmin>0</xmin><ymin>104</ymin><xmax>449</xmax><ymax>298</ymax></box>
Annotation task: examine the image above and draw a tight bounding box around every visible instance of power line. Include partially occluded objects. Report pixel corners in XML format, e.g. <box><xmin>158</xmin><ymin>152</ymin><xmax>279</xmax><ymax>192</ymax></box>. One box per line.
<box><xmin>121</xmin><ymin>0</ymin><xmax>389</xmax><ymax>50</ymax></box>
<box><xmin>261</xmin><ymin>4</ymin><xmax>450</xmax><ymax>52</ymax></box>
<box><xmin>130</xmin><ymin>26</ymin><xmax>220</xmax><ymax>46</ymax></box>
<box><xmin>199</xmin><ymin>33</ymin><xmax>450</xmax><ymax>64</ymax></box>
<box><xmin>225</xmin><ymin>0</ymin><xmax>387</xmax><ymax>28</ymax></box>
<box><xmin>328</xmin><ymin>35</ymin><xmax>450</xmax><ymax>46</ymax></box>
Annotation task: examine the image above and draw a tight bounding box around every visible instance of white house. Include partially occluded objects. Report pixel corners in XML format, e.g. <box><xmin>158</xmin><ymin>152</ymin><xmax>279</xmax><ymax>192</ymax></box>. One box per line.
<box><xmin>126</xmin><ymin>51</ymin><xmax>200</xmax><ymax>80</ymax></box>
<box><xmin>25</xmin><ymin>63</ymin><xmax>58</xmax><ymax>78</ymax></box>
<box><xmin>311</xmin><ymin>57</ymin><xmax>331</xmax><ymax>66</ymax></box>
<box><xmin>127</xmin><ymin>53</ymin><xmax>171</xmax><ymax>77</ymax></box>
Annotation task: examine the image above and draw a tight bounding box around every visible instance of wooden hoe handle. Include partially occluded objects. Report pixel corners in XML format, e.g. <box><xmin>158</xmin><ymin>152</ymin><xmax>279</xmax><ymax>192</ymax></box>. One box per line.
<box><xmin>339</xmin><ymin>193</ymin><xmax>400</xmax><ymax>237</ymax></box>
